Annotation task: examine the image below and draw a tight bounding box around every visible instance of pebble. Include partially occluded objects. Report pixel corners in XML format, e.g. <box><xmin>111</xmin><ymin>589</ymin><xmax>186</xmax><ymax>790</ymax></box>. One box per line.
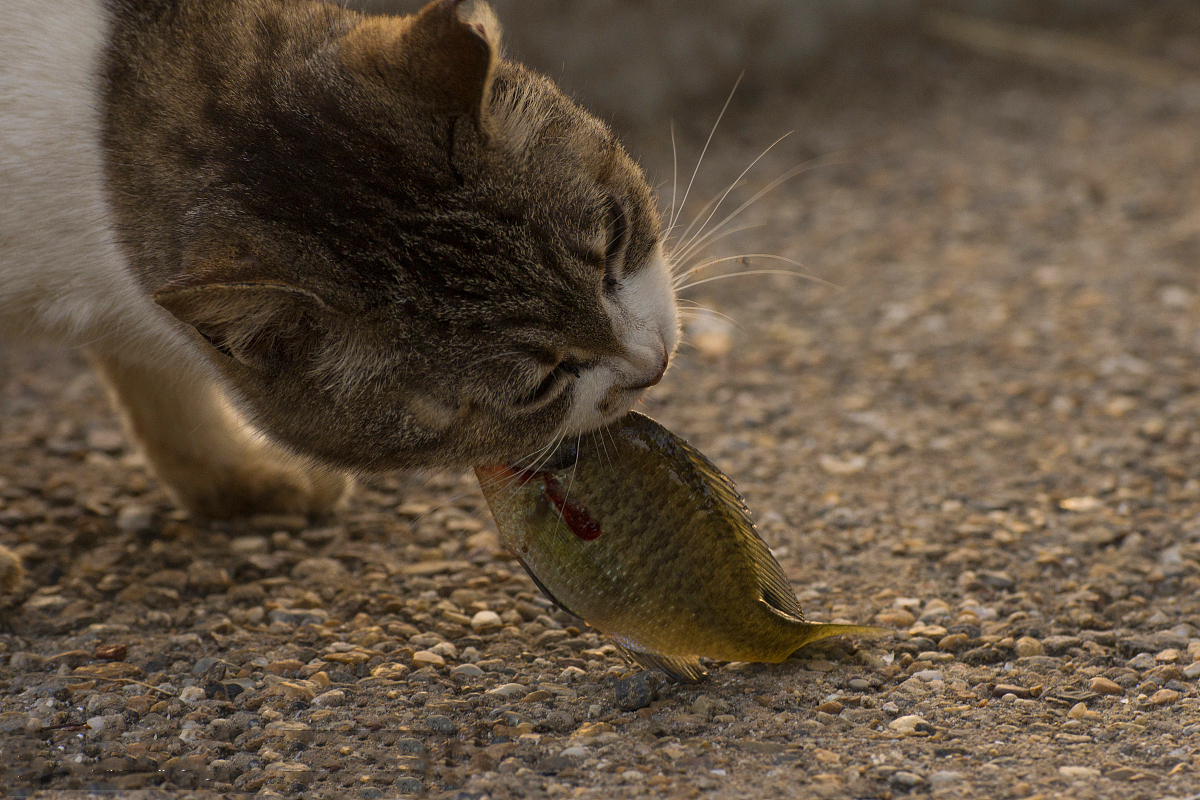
<box><xmin>890</xmin><ymin>771</ymin><xmax>924</xmax><ymax>789</ymax></box>
<box><xmin>888</xmin><ymin>715</ymin><xmax>931</xmax><ymax>734</ymax></box>
<box><xmin>1058</xmin><ymin>766</ymin><xmax>1100</xmax><ymax>780</ymax></box>
<box><xmin>394</xmin><ymin>778</ymin><xmax>423</xmax><ymax>794</ymax></box>
<box><xmin>1127</xmin><ymin>652</ymin><xmax>1157</xmax><ymax>670</ymax></box>
<box><xmin>1067</xmin><ymin>702</ymin><xmax>1087</xmax><ymax>720</ymax></box>
<box><xmin>1147</xmin><ymin>689</ymin><xmax>1180</xmax><ymax>706</ymax></box>
<box><xmin>487</xmin><ymin>683</ymin><xmax>529</xmax><ymax>699</ymax></box>
<box><xmin>411</xmin><ymin>650</ymin><xmax>445</xmax><ymax>668</ymax></box>
<box><xmin>471</xmin><ymin>610</ymin><xmax>503</xmax><ymax>631</ymax></box>
<box><xmin>450</xmin><ymin>663</ymin><xmax>484</xmax><ymax>678</ymax></box>
<box><xmin>1014</xmin><ymin>636</ymin><xmax>1044</xmax><ymax>657</ymax></box>
<box><xmin>1089</xmin><ymin>677</ymin><xmax>1124</xmax><ymax>695</ymax></box>
<box><xmin>0</xmin><ymin>712</ymin><xmax>29</xmax><ymax>734</ymax></box>
<box><xmin>426</xmin><ymin>714</ymin><xmax>456</xmax><ymax>734</ymax></box>
<box><xmin>913</xmin><ymin>669</ymin><xmax>943</xmax><ymax>683</ymax></box>
<box><xmin>313</xmin><ymin>689</ymin><xmax>345</xmax><ymax>707</ymax></box>
<box><xmin>613</xmin><ymin>672</ymin><xmax>656</xmax><ymax>711</ymax></box>
<box><xmin>115</xmin><ymin>504</ymin><xmax>154</xmax><ymax>534</ymax></box>
<box><xmin>178</xmin><ymin>686</ymin><xmax>206</xmax><ymax>704</ymax></box>
<box><xmin>86</xmin><ymin>714</ymin><xmax>127</xmax><ymax>732</ymax></box>
<box><xmin>928</xmin><ymin>770</ymin><xmax>961</xmax><ymax>787</ymax></box>
<box><xmin>1183</xmin><ymin>662</ymin><xmax>1200</xmax><ymax>679</ymax></box>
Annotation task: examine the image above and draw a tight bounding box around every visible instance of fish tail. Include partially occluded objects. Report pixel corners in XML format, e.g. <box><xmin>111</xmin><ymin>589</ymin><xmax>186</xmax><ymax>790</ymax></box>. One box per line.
<box><xmin>792</xmin><ymin>622</ymin><xmax>891</xmax><ymax>650</ymax></box>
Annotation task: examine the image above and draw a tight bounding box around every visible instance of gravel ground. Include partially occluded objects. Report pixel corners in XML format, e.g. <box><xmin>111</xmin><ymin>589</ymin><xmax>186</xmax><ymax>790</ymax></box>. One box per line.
<box><xmin>5</xmin><ymin>12</ymin><xmax>1200</xmax><ymax>800</ymax></box>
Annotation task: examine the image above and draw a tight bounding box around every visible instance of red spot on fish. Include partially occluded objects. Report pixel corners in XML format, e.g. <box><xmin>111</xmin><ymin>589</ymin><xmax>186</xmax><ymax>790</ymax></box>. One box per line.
<box><xmin>541</xmin><ymin>474</ymin><xmax>602</xmax><ymax>541</ymax></box>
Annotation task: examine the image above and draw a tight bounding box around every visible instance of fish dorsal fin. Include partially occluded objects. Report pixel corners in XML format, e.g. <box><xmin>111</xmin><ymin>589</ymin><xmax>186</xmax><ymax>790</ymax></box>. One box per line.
<box><xmin>618</xmin><ymin>645</ymin><xmax>707</xmax><ymax>684</ymax></box>
<box><xmin>672</xmin><ymin>432</ymin><xmax>806</xmax><ymax>621</ymax></box>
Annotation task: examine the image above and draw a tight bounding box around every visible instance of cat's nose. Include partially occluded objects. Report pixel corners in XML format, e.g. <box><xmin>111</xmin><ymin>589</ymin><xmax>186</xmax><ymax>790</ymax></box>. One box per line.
<box><xmin>625</xmin><ymin>350</ymin><xmax>669</xmax><ymax>391</ymax></box>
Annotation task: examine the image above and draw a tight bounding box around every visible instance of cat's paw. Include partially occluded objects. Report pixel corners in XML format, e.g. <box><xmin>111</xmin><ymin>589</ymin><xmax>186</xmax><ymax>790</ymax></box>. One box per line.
<box><xmin>0</xmin><ymin>544</ymin><xmax>25</xmax><ymax>595</ymax></box>
<box><xmin>165</xmin><ymin>459</ymin><xmax>351</xmax><ymax>520</ymax></box>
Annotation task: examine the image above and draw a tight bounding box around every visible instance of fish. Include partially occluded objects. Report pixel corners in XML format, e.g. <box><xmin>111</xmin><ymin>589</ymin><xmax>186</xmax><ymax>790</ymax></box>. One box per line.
<box><xmin>475</xmin><ymin>411</ymin><xmax>885</xmax><ymax>683</ymax></box>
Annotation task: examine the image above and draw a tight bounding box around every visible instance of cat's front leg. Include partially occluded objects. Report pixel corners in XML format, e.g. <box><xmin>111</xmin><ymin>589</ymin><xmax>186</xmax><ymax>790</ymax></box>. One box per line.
<box><xmin>87</xmin><ymin>352</ymin><xmax>349</xmax><ymax>519</ymax></box>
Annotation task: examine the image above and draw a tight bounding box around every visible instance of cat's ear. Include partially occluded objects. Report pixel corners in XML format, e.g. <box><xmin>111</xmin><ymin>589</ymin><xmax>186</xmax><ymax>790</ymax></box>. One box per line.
<box><xmin>154</xmin><ymin>280</ymin><xmax>332</xmax><ymax>372</ymax></box>
<box><xmin>342</xmin><ymin>0</ymin><xmax>500</xmax><ymax>120</ymax></box>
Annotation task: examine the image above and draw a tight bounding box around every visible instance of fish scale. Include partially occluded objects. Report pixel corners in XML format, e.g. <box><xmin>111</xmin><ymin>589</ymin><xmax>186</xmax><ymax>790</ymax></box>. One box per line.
<box><xmin>476</xmin><ymin>411</ymin><xmax>885</xmax><ymax>682</ymax></box>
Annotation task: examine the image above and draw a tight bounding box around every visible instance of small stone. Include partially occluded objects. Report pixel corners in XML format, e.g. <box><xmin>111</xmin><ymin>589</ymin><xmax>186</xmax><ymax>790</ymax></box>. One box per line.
<box><xmin>875</xmin><ymin>609</ymin><xmax>916</xmax><ymax>627</ymax></box>
<box><xmin>1183</xmin><ymin>661</ymin><xmax>1200</xmax><ymax>679</ymax></box>
<box><xmin>470</xmin><ymin>610</ymin><xmax>503</xmax><ymax>631</ymax></box>
<box><xmin>1147</xmin><ymin>689</ymin><xmax>1180</xmax><ymax>706</ymax></box>
<box><xmin>816</xmin><ymin>700</ymin><xmax>843</xmax><ymax>715</ymax></box>
<box><xmin>178</xmin><ymin>686</ymin><xmax>207</xmax><ymax>704</ymax></box>
<box><xmin>1067</xmin><ymin>702</ymin><xmax>1087</xmax><ymax>720</ymax></box>
<box><xmin>1156</xmin><ymin>648</ymin><xmax>1181</xmax><ymax>663</ymax></box>
<box><xmin>394</xmin><ymin>778</ymin><xmax>423</xmax><ymax>795</ymax></box>
<box><xmin>1089</xmin><ymin>676</ymin><xmax>1124</xmax><ymax>695</ymax></box>
<box><xmin>0</xmin><ymin>712</ymin><xmax>30</xmax><ymax>734</ymax></box>
<box><xmin>1060</xmin><ymin>496</ymin><xmax>1102</xmax><ymax>512</ymax></box>
<box><xmin>913</xmin><ymin>670</ymin><xmax>943</xmax><ymax>683</ymax></box>
<box><xmin>1127</xmin><ymin>652</ymin><xmax>1157</xmax><ymax>670</ymax></box>
<box><xmin>560</xmin><ymin>746</ymin><xmax>589</xmax><ymax>758</ymax></box>
<box><xmin>888</xmin><ymin>715</ymin><xmax>932</xmax><ymax>734</ymax></box>
<box><xmin>115</xmin><ymin>505</ymin><xmax>154</xmax><ymax>534</ymax></box>
<box><xmin>813</xmin><ymin>748</ymin><xmax>840</xmax><ymax>763</ymax></box>
<box><xmin>486</xmin><ymin>683</ymin><xmax>528</xmax><ymax>699</ymax></box>
<box><xmin>450</xmin><ymin>663</ymin><xmax>484</xmax><ymax>678</ymax></box>
<box><xmin>889</xmin><ymin>771</ymin><xmax>924</xmax><ymax>790</ymax></box>
<box><xmin>819</xmin><ymin>453</ymin><xmax>867</xmax><ymax>475</ymax></box>
<box><xmin>86</xmin><ymin>714</ymin><xmax>127</xmax><ymax>732</ymax></box>
<box><xmin>541</xmin><ymin>710</ymin><xmax>577</xmax><ymax>733</ymax></box>
<box><xmin>928</xmin><ymin>771</ymin><xmax>961</xmax><ymax>787</ymax></box>
<box><xmin>313</xmin><ymin>689</ymin><xmax>345</xmax><ymax>707</ymax></box>
<box><xmin>613</xmin><ymin>672</ymin><xmax>656</xmax><ymax>711</ymax></box>
<box><xmin>426</xmin><ymin>714</ymin><xmax>456</xmax><ymax>734</ymax></box>
<box><xmin>411</xmin><ymin>650</ymin><xmax>445</xmax><ymax>668</ymax></box>
<box><xmin>93</xmin><ymin>643</ymin><xmax>127</xmax><ymax>661</ymax></box>
<box><xmin>265</xmin><ymin>659</ymin><xmax>305</xmax><ymax>675</ymax></box>
<box><xmin>1058</xmin><ymin>766</ymin><xmax>1099</xmax><ymax>780</ymax></box>
<box><xmin>1014</xmin><ymin>636</ymin><xmax>1044</xmax><ymax>657</ymax></box>
<box><xmin>429</xmin><ymin>641</ymin><xmax>458</xmax><ymax>660</ymax></box>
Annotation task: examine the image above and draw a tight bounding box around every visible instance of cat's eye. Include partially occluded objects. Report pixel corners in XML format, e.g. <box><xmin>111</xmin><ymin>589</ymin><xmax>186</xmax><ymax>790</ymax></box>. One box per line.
<box><xmin>602</xmin><ymin>195</ymin><xmax>629</xmax><ymax>289</ymax></box>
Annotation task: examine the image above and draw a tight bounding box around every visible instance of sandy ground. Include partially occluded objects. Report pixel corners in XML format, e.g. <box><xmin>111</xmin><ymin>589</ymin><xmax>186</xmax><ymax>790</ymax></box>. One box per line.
<box><xmin>4</xmin><ymin>10</ymin><xmax>1200</xmax><ymax>800</ymax></box>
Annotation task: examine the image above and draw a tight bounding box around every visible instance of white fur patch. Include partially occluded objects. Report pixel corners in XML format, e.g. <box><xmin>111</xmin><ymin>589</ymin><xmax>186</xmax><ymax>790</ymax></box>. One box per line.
<box><xmin>0</xmin><ymin>0</ymin><xmax>198</xmax><ymax>369</ymax></box>
<box><xmin>559</xmin><ymin>243</ymin><xmax>679</xmax><ymax>435</ymax></box>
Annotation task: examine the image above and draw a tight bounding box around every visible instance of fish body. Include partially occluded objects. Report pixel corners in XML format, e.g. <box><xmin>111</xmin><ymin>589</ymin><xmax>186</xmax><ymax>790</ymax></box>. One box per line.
<box><xmin>476</xmin><ymin>412</ymin><xmax>882</xmax><ymax>682</ymax></box>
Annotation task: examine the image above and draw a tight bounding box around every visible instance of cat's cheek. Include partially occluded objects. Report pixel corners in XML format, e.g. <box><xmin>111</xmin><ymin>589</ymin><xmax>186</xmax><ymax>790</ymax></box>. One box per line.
<box><xmin>556</xmin><ymin>365</ymin><xmax>632</xmax><ymax>436</ymax></box>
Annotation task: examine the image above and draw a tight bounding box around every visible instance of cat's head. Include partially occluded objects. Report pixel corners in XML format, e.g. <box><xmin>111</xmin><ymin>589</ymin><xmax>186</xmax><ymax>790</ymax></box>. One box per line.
<box><xmin>150</xmin><ymin>0</ymin><xmax>678</xmax><ymax>471</ymax></box>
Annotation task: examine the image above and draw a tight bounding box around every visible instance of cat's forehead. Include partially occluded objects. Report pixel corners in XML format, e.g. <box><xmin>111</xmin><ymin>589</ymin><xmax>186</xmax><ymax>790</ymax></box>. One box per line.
<box><xmin>486</xmin><ymin>64</ymin><xmax>632</xmax><ymax>184</ymax></box>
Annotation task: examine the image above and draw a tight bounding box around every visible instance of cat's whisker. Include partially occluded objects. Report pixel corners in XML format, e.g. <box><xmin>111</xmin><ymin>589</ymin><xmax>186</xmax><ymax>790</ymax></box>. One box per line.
<box><xmin>669</xmin><ymin>121</ymin><xmax>679</xmax><ymax>236</ymax></box>
<box><xmin>674</xmin><ymin>301</ymin><xmax>742</xmax><ymax>329</ymax></box>
<box><xmin>673</xmin><ymin>253</ymin><xmax>824</xmax><ymax>288</ymax></box>
<box><xmin>666</xmin><ymin>72</ymin><xmax>743</xmax><ymax>237</ymax></box>
<box><xmin>671</xmin><ymin>155</ymin><xmax>841</xmax><ymax>278</ymax></box>
<box><xmin>675</xmin><ymin>266</ymin><xmax>841</xmax><ymax>294</ymax></box>
<box><xmin>666</xmin><ymin>222</ymin><xmax>766</xmax><ymax>276</ymax></box>
<box><xmin>672</xmin><ymin>131</ymin><xmax>793</xmax><ymax>261</ymax></box>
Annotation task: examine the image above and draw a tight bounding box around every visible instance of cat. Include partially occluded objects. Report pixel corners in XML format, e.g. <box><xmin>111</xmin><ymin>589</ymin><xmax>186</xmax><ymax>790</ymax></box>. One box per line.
<box><xmin>0</xmin><ymin>0</ymin><xmax>679</xmax><ymax>592</ymax></box>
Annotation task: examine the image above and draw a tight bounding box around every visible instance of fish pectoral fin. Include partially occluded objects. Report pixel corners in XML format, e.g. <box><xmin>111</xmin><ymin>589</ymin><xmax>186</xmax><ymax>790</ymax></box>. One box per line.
<box><xmin>619</xmin><ymin>646</ymin><xmax>707</xmax><ymax>684</ymax></box>
<box><xmin>513</xmin><ymin>555</ymin><xmax>585</xmax><ymax>623</ymax></box>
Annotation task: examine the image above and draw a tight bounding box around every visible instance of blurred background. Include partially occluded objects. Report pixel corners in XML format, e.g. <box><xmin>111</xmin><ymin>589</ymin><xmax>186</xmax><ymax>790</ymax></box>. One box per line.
<box><xmin>346</xmin><ymin>0</ymin><xmax>1180</xmax><ymax>127</ymax></box>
